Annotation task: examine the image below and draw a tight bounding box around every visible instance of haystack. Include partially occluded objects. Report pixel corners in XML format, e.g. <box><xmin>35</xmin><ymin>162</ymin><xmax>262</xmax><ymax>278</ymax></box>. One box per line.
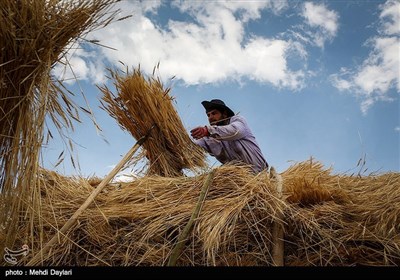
<box><xmin>0</xmin><ymin>0</ymin><xmax>120</xmax><ymax>254</ymax></box>
<box><xmin>98</xmin><ymin>65</ymin><xmax>207</xmax><ymax>177</ymax></box>
<box><xmin>4</xmin><ymin>160</ymin><xmax>399</xmax><ymax>266</ymax></box>
<box><xmin>1</xmin><ymin>1</ymin><xmax>398</xmax><ymax>268</ymax></box>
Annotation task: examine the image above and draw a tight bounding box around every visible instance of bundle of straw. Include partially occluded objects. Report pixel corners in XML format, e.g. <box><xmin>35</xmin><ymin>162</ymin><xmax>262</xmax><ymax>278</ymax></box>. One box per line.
<box><xmin>282</xmin><ymin>160</ymin><xmax>400</xmax><ymax>266</ymax></box>
<box><xmin>0</xmin><ymin>0</ymin><xmax>120</xmax><ymax>255</ymax></box>
<box><xmin>17</xmin><ymin>164</ymin><xmax>285</xmax><ymax>266</ymax></box>
<box><xmin>99</xmin><ymin>65</ymin><xmax>207</xmax><ymax>177</ymax></box>
<box><xmin>7</xmin><ymin>160</ymin><xmax>400</xmax><ymax>266</ymax></box>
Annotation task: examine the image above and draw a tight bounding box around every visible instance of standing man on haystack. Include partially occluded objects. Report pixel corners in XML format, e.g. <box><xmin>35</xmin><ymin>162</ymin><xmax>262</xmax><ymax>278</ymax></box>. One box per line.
<box><xmin>190</xmin><ymin>99</ymin><xmax>269</xmax><ymax>173</ymax></box>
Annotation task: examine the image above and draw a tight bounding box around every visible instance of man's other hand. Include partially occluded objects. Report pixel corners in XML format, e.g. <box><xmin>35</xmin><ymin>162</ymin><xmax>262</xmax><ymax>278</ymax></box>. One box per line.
<box><xmin>190</xmin><ymin>126</ymin><xmax>209</xmax><ymax>139</ymax></box>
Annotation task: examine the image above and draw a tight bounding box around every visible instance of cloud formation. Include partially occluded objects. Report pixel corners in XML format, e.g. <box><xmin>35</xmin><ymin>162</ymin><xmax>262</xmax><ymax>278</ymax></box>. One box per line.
<box><xmin>52</xmin><ymin>43</ymin><xmax>108</xmax><ymax>85</ymax></box>
<box><xmin>330</xmin><ymin>0</ymin><xmax>399</xmax><ymax>114</ymax></box>
<box><xmin>301</xmin><ymin>2</ymin><xmax>339</xmax><ymax>48</ymax></box>
<box><xmin>52</xmin><ymin>0</ymin><xmax>397</xmax><ymax>116</ymax></box>
<box><xmin>379</xmin><ymin>0</ymin><xmax>400</xmax><ymax>36</ymax></box>
<box><xmin>55</xmin><ymin>0</ymin><xmax>307</xmax><ymax>89</ymax></box>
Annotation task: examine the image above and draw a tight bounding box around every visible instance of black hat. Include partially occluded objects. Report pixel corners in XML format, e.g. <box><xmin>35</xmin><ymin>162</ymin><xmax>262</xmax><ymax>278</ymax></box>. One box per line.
<box><xmin>201</xmin><ymin>99</ymin><xmax>235</xmax><ymax>117</ymax></box>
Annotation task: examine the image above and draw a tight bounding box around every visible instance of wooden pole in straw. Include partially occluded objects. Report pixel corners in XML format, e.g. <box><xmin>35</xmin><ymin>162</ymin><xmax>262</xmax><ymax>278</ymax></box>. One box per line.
<box><xmin>27</xmin><ymin>126</ymin><xmax>155</xmax><ymax>266</ymax></box>
<box><xmin>270</xmin><ymin>167</ymin><xmax>285</xmax><ymax>266</ymax></box>
<box><xmin>167</xmin><ymin>169</ymin><xmax>215</xmax><ymax>266</ymax></box>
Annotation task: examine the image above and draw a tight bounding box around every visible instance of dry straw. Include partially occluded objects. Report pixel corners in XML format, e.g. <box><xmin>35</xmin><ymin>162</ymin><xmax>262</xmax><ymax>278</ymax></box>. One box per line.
<box><xmin>98</xmin><ymin>65</ymin><xmax>207</xmax><ymax>177</ymax></box>
<box><xmin>0</xmin><ymin>0</ymin><xmax>120</xmax><ymax>255</ymax></box>
<box><xmin>7</xmin><ymin>159</ymin><xmax>399</xmax><ymax>266</ymax></box>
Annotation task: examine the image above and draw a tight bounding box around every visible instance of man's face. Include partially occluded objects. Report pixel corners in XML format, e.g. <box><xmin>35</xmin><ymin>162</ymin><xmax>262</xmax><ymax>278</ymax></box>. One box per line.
<box><xmin>207</xmin><ymin>109</ymin><xmax>227</xmax><ymax>126</ymax></box>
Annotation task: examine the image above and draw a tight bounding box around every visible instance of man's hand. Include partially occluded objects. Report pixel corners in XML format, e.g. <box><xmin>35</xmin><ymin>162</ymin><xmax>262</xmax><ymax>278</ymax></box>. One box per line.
<box><xmin>190</xmin><ymin>126</ymin><xmax>209</xmax><ymax>139</ymax></box>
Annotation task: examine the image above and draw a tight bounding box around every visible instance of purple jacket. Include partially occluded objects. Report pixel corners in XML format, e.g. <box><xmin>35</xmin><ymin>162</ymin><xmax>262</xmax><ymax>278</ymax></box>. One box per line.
<box><xmin>194</xmin><ymin>115</ymin><xmax>268</xmax><ymax>173</ymax></box>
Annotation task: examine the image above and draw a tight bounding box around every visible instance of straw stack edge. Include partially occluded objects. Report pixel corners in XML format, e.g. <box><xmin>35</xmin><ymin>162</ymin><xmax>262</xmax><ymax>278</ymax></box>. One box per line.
<box><xmin>3</xmin><ymin>159</ymin><xmax>398</xmax><ymax>266</ymax></box>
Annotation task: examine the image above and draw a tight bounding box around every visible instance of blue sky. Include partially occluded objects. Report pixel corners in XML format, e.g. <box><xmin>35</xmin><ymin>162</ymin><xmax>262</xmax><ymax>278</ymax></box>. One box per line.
<box><xmin>44</xmin><ymin>0</ymin><xmax>399</xmax><ymax>179</ymax></box>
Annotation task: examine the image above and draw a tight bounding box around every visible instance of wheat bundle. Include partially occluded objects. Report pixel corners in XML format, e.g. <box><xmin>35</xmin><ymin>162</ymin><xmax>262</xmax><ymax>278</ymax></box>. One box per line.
<box><xmin>0</xmin><ymin>0</ymin><xmax>119</xmax><ymax>255</ymax></box>
<box><xmin>98</xmin><ymin>66</ymin><xmax>207</xmax><ymax>177</ymax></box>
<box><xmin>282</xmin><ymin>160</ymin><xmax>400</xmax><ymax>266</ymax></box>
<box><xmin>6</xmin><ymin>160</ymin><xmax>399</xmax><ymax>266</ymax></box>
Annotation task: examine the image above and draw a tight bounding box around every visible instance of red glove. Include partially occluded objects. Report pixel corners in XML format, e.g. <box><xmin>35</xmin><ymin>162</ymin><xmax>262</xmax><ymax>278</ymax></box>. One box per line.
<box><xmin>190</xmin><ymin>126</ymin><xmax>209</xmax><ymax>139</ymax></box>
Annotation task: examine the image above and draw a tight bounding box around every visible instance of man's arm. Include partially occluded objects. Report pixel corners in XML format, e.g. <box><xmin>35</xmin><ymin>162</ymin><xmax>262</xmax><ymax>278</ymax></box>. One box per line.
<box><xmin>193</xmin><ymin>136</ymin><xmax>224</xmax><ymax>159</ymax></box>
<box><xmin>207</xmin><ymin>115</ymin><xmax>249</xmax><ymax>141</ymax></box>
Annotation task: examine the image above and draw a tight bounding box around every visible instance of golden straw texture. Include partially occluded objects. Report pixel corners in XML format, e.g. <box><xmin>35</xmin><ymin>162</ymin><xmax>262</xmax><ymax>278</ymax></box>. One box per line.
<box><xmin>0</xmin><ymin>0</ymin><xmax>120</xmax><ymax>256</ymax></box>
<box><xmin>6</xmin><ymin>160</ymin><xmax>399</xmax><ymax>266</ymax></box>
<box><xmin>98</xmin><ymin>65</ymin><xmax>207</xmax><ymax>177</ymax></box>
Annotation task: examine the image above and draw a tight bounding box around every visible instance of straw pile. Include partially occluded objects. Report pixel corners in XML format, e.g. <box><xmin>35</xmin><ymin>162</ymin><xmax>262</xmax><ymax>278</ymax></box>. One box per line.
<box><xmin>0</xmin><ymin>0</ymin><xmax>120</xmax><ymax>255</ymax></box>
<box><xmin>6</xmin><ymin>159</ymin><xmax>399</xmax><ymax>266</ymax></box>
<box><xmin>98</xmin><ymin>65</ymin><xmax>207</xmax><ymax>177</ymax></box>
<box><xmin>283</xmin><ymin>161</ymin><xmax>399</xmax><ymax>266</ymax></box>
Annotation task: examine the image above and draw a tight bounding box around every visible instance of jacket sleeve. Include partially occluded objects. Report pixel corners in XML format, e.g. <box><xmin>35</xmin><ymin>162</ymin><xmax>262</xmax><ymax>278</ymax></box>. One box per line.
<box><xmin>206</xmin><ymin>116</ymin><xmax>248</xmax><ymax>141</ymax></box>
<box><xmin>193</xmin><ymin>137</ymin><xmax>223</xmax><ymax>158</ymax></box>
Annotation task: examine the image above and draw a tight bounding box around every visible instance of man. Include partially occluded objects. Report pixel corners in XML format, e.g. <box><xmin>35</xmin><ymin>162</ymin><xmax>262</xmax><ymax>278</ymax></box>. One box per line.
<box><xmin>190</xmin><ymin>99</ymin><xmax>269</xmax><ymax>173</ymax></box>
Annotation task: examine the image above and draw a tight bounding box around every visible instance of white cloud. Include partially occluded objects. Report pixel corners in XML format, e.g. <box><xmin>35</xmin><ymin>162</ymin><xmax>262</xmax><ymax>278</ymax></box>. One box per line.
<box><xmin>360</xmin><ymin>98</ymin><xmax>375</xmax><ymax>115</ymax></box>
<box><xmin>242</xmin><ymin>38</ymin><xmax>304</xmax><ymax>88</ymax></box>
<box><xmin>61</xmin><ymin>0</ymin><xmax>303</xmax><ymax>89</ymax></box>
<box><xmin>330</xmin><ymin>72</ymin><xmax>352</xmax><ymax>91</ymax></box>
<box><xmin>112</xmin><ymin>172</ymin><xmax>138</xmax><ymax>183</ymax></box>
<box><xmin>52</xmin><ymin>44</ymin><xmax>87</xmax><ymax>83</ymax></box>
<box><xmin>172</xmin><ymin>0</ymin><xmax>288</xmax><ymax>21</ymax></box>
<box><xmin>52</xmin><ymin>43</ymin><xmax>107</xmax><ymax>84</ymax></box>
<box><xmin>395</xmin><ymin>126</ymin><xmax>400</xmax><ymax>132</ymax></box>
<box><xmin>140</xmin><ymin>0</ymin><xmax>164</xmax><ymax>13</ymax></box>
<box><xmin>301</xmin><ymin>2</ymin><xmax>339</xmax><ymax>48</ymax></box>
<box><xmin>105</xmin><ymin>164</ymin><xmax>138</xmax><ymax>182</ymax></box>
<box><xmin>330</xmin><ymin>0</ymin><xmax>399</xmax><ymax>114</ymax></box>
<box><xmin>354</xmin><ymin>37</ymin><xmax>399</xmax><ymax>94</ymax></box>
<box><xmin>379</xmin><ymin>0</ymin><xmax>400</xmax><ymax>35</ymax></box>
